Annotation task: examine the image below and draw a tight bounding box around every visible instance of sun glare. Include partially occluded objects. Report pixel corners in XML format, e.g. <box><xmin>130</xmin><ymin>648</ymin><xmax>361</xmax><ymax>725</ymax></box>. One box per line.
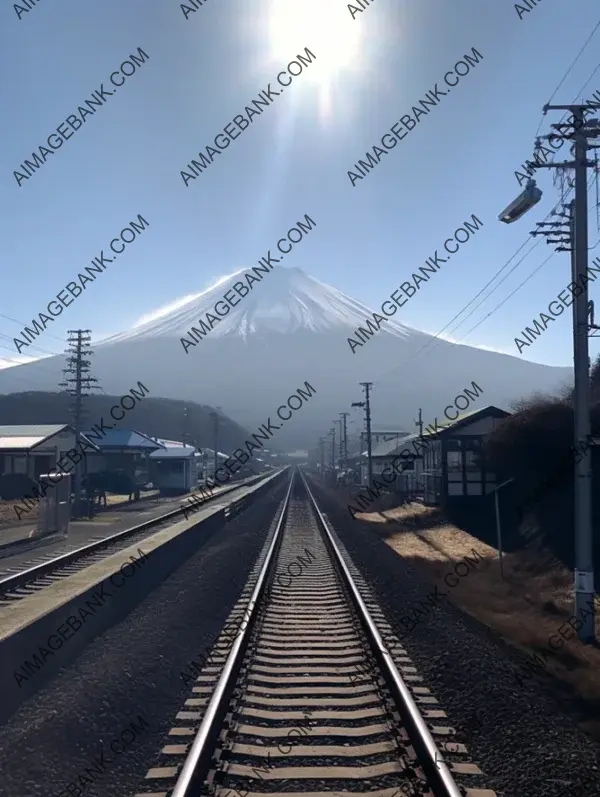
<box><xmin>268</xmin><ymin>0</ymin><xmax>362</xmax><ymax>82</ymax></box>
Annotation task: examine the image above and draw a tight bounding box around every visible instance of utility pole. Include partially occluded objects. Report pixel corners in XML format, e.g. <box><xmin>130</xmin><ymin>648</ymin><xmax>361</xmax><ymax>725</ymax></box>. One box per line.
<box><xmin>329</xmin><ymin>427</ymin><xmax>336</xmax><ymax>471</ymax></box>
<box><xmin>352</xmin><ymin>382</ymin><xmax>373</xmax><ymax>488</ymax></box>
<box><xmin>318</xmin><ymin>436</ymin><xmax>326</xmax><ymax>478</ymax></box>
<box><xmin>415</xmin><ymin>408</ymin><xmax>423</xmax><ymax>439</ymax></box>
<box><xmin>531</xmin><ymin>103</ymin><xmax>600</xmax><ymax>642</ymax></box>
<box><xmin>340</xmin><ymin>412</ymin><xmax>349</xmax><ymax>467</ymax></box>
<box><xmin>210</xmin><ymin>407</ymin><xmax>221</xmax><ymax>478</ymax></box>
<box><xmin>333</xmin><ymin>419</ymin><xmax>342</xmax><ymax>468</ymax></box>
<box><xmin>59</xmin><ymin>330</ymin><xmax>99</xmax><ymax>518</ymax></box>
<box><xmin>182</xmin><ymin>406</ymin><xmax>189</xmax><ymax>447</ymax></box>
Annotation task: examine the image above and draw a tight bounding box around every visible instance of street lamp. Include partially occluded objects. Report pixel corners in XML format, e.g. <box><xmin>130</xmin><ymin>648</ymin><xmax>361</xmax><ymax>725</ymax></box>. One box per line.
<box><xmin>498</xmin><ymin>178</ymin><xmax>542</xmax><ymax>224</ymax></box>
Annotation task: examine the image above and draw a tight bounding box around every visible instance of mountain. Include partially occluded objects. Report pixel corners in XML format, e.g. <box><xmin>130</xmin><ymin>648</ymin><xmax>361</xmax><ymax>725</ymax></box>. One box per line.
<box><xmin>0</xmin><ymin>267</ymin><xmax>571</xmax><ymax>448</ymax></box>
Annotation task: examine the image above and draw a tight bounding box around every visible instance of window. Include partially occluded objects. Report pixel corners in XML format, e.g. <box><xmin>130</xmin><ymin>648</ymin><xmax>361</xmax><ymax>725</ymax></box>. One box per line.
<box><xmin>447</xmin><ymin>451</ymin><xmax>462</xmax><ymax>470</ymax></box>
<box><xmin>465</xmin><ymin>450</ymin><xmax>480</xmax><ymax>470</ymax></box>
<box><xmin>156</xmin><ymin>460</ymin><xmax>184</xmax><ymax>474</ymax></box>
<box><xmin>12</xmin><ymin>456</ymin><xmax>27</xmax><ymax>474</ymax></box>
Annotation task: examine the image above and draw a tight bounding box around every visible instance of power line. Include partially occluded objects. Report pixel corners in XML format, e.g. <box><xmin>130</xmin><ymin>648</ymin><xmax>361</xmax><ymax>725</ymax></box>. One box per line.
<box><xmin>0</xmin><ymin>333</ymin><xmax>63</xmax><ymax>359</ymax></box>
<box><xmin>0</xmin><ymin>312</ymin><xmax>68</xmax><ymax>348</ymax></box>
<box><xmin>376</xmin><ymin>176</ymin><xmax>600</xmax><ymax>385</ymax></box>
<box><xmin>535</xmin><ymin>17</ymin><xmax>600</xmax><ymax>137</ymax></box>
<box><xmin>439</xmin><ymin>181</ymin><xmax>600</xmax><ymax>351</ymax></box>
<box><xmin>458</xmin><ymin>251</ymin><xmax>555</xmax><ymax>343</ymax></box>
<box><xmin>432</xmin><ymin>237</ymin><xmax>549</xmax><ymax>341</ymax></box>
<box><xmin>377</xmin><ymin>211</ymin><xmax>554</xmax><ymax>384</ymax></box>
<box><xmin>546</xmin><ymin>18</ymin><xmax>600</xmax><ymax>104</ymax></box>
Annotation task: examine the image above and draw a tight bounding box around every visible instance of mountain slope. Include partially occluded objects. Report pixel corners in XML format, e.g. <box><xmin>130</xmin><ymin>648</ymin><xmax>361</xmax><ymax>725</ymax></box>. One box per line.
<box><xmin>0</xmin><ymin>267</ymin><xmax>571</xmax><ymax>447</ymax></box>
<box><xmin>0</xmin><ymin>392</ymin><xmax>250</xmax><ymax>452</ymax></box>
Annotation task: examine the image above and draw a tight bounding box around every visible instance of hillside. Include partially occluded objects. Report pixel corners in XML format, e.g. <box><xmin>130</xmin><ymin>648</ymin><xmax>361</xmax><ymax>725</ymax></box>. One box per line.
<box><xmin>0</xmin><ymin>392</ymin><xmax>252</xmax><ymax>454</ymax></box>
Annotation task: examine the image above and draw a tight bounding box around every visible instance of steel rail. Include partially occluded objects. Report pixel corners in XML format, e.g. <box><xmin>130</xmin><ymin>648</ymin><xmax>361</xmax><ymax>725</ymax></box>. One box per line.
<box><xmin>300</xmin><ymin>471</ymin><xmax>464</xmax><ymax>797</ymax></box>
<box><xmin>0</xmin><ymin>472</ymin><xmax>271</xmax><ymax>593</ymax></box>
<box><xmin>170</xmin><ymin>469</ymin><xmax>295</xmax><ymax>797</ymax></box>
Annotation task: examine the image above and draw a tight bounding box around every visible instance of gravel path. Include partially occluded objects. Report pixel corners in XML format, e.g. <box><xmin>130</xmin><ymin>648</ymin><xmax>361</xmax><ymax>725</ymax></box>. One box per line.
<box><xmin>0</xmin><ymin>479</ymin><xmax>286</xmax><ymax>797</ymax></box>
<box><xmin>310</xmin><ymin>480</ymin><xmax>600</xmax><ymax>797</ymax></box>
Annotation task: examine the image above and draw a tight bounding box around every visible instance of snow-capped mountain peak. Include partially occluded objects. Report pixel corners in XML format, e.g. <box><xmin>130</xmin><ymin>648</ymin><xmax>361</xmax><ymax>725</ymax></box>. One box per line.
<box><xmin>101</xmin><ymin>266</ymin><xmax>413</xmax><ymax>344</ymax></box>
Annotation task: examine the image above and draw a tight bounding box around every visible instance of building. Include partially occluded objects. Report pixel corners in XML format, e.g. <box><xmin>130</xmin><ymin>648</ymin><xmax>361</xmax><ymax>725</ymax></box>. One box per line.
<box><xmin>83</xmin><ymin>429</ymin><xmax>164</xmax><ymax>485</ymax></box>
<box><xmin>369</xmin><ymin>406</ymin><xmax>510</xmax><ymax>508</ymax></box>
<box><xmin>194</xmin><ymin>448</ymin><xmax>229</xmax><ymax>481</ymax></box>
<box><xmin>150</xmin><ymin>440</ymin><xmax>198</xmax><ymax>495</ymax></box>
<box><xmin>370</xmin><ymin>430</ymin><xmax>411</xmax><ymax>447</ymax></box>
<box><xmin>0</xmin><ymin>424</ymin><xmax>99</xmax><ymax>481</ymax></box>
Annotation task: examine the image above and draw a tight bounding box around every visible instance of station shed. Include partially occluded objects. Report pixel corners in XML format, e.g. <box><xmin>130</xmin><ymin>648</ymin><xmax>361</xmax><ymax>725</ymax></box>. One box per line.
<box><xmin>83</xmin><ymin>428</ymin><xmax>164</xmax><ymax>484</ymax></box>
<box><xmin>150</xmin><ymin>439</ymin><xmax>198</xmax><ymax>495</ymax></box>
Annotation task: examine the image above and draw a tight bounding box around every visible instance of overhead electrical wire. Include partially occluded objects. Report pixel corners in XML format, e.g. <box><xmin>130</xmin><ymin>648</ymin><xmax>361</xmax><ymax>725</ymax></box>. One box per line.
<box><xmin>378</xmin><ymin>47</ymin><xmax>600</xmax><ymax>388</ymax></box>
<box><xmin>0</xmin><ymin>312</ymin><xmax>67</xmax><ymax>349</ymax></box>
<box><xmin>534</xmin><ymin>15</ymin><xmax>600</xmax><ymax>137</ymax></box>
<box><xmin>376</xmin><ymin>206</ymin><xmax>558</xmax><ymax>385</ymax></box>
<box><xmin>430</xmin><ymin>235</ymin><xmax>549</xmax><ymax>341</ymax></box>
<box><xmin>457</xmin><ymin>252</ymin><xmax>555</xmax><ymax>344</ymax></box>
<box><xmin>456</xmin><ymin>177</ymin><xmax>600</xmax><ymax>348</ymax></box>
<box><xmin>0</xmin><ymin>317</ymin><xmax>108</xmax><ymax>395</ymax></box>
<box><xmin>377</xmin><ymin>176</ymin><xmax>600</xmax><ymax>385</ymax></box>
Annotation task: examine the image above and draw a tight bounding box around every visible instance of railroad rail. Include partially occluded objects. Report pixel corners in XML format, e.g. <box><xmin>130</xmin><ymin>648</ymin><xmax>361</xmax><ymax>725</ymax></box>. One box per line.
<box><xmin>137</xmin><ymin>469</ymin><xmax>494</xmax><ymax>797</ymax></box>
<box><xmin>0</xmin><ymin>474</ymin><xmax>269</xmax><ymax>608</ymax></box>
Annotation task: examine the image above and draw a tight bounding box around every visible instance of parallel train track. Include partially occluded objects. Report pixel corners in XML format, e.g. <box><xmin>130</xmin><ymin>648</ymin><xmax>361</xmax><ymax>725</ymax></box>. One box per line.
<box><xmin>0</xmin><ymin>475</ymin><xmax>266</xmax><ymax>607</ymax></box>
<box><xmin>137</xmin><ymin>469</ymin><xmax>494</xmax><ymax>797</ymax></box>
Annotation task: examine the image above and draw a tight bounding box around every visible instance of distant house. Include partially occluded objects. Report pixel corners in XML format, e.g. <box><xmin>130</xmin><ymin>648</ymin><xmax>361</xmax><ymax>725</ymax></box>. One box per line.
<box><xmin>194</xmin><ymin>448</ymin><xmax>230</xmax><ymax>481</ymax></box>
<box><xmin>150</xmin><ymin>439</ymin><xmax>198</xmax><ymax>495</ymax></box>
<box><xmin>369</xmin><ymin>405</ymin><xmax>511</xmax><ymax>507</ymax></box>
<box><xmin>83</xmin><ymin>429</ymin><xmax>165</xmax><ymax>485</ymax></box>
<box><xmin>0</xmin><ymin>424</ymin><xmax>99</xmax><ymax>480</ymax></box>
<box><xmin>370</xmin><ymin>430</ymin><xmax>411</xmax><ymax>447</ymax></box>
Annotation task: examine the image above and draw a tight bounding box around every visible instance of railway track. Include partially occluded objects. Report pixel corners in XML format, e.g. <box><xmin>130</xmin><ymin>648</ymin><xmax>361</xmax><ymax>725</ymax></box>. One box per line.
<box><xmin>137</xmin><ymin>469</ymin><xmax>494</xmax><ymax>797</ymax></box>
<box><xmin>0</xmin><ymin>475</ymin><xmax>267</xmax><ymax>608</ymax></box>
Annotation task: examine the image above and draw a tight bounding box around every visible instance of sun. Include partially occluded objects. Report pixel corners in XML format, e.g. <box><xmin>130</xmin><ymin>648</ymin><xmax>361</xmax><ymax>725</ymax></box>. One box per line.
<box><xmin>267</xmin><ymin>0</ymin><xmax>362</xmax><ymax>83</ymax></box>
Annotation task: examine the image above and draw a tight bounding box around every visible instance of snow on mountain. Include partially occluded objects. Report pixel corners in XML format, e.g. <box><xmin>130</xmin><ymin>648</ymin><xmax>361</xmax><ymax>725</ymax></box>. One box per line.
<box><xmin>0</xmin><ymin>267</ymin><xmax>572</xmax><ymax>447</ymax></box>
<box><xmin>102</xmin><ymin>266</ymin><xmax>415</xmax><ymax>343</ymax></box>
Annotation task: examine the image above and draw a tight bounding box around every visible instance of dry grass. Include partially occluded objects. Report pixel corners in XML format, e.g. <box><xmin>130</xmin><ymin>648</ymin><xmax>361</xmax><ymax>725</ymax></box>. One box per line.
<box><xmin>0</xmin><ymin>490</ymin><xmax>160</xmax><ymax>529</ymax></box>
<box><xmin>0</xmin><ymin>500</ymin><xmax>35</xmax><ymax>528</ymax></box>
<box><xmin>357</xmin><ymin>501</ymin><xmax>600</xmax><ymax>739</ymax></box>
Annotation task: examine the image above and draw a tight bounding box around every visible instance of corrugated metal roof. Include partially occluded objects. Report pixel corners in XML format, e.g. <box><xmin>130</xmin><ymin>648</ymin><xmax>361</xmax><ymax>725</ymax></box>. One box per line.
<box><xmin>83</xmin><ymin>429</ymin><xmax>165</xmax><ymax>450</ymax></box>
<box><xmin>0</xmin><ymin>436</ymin><xmax>47</xmax><ymax>450</ymax></box>
<box><xmin>0</xmin><ymin>424</ymin><xmax>69</xmax><ymax>438</ymax></box>
<box><xmin>371</xmin><ymin>437</ymin><xmax>410</xmax><ymax>458</ymax></box>
<box><xmin>369</xmin><ymin>406</ymin><xmax>509</xmax><ymax>458</ymax></box>
<box><xmin>0</xmin><ymin>424</ymin><xmax>70</xmax><ymax>450</ymax></box>
<box><xmin>150</xmin><ymin>446</ymin><xmax>196</xmax><ymax>459</ymax></box>
<box><xmin>194</xmin><ymin>448</ymin><xmax>228</xmax><ymax>460</ymax></box>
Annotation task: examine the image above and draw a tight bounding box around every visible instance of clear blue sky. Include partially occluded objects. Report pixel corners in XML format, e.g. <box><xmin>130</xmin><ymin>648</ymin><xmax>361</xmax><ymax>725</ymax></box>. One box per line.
<box><xmin>2</xmin><ymin>0</ymin><xmax>600</xmax><ymax>381</ymax></box>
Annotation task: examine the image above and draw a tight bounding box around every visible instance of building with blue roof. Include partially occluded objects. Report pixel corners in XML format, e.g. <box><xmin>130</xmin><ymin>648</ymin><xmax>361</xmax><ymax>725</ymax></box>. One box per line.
<box><xmin>83</xmin><ymin>428</ymin><xmax>165</xmax><ymax>486</ymax></box>
<box><xmin>149</xmin><ymin>439</ymin><xmax>198</xmax><ymax>495</ymax></box>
